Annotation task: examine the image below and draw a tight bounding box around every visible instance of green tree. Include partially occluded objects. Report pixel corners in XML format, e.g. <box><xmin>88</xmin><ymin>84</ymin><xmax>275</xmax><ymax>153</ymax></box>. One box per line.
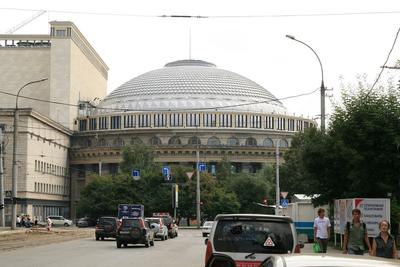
<box><xmin>281</xmin><ymin>87</ymin><xmax>400</xmax><ymax>205</ymax></box>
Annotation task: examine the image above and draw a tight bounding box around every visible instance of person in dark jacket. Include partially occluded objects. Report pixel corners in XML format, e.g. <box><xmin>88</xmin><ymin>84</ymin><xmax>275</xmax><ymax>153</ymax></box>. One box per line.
<box><xmin>372</xmin><ymin>219</ymin><xmax>397</xmax><ymax>259</ymax></box>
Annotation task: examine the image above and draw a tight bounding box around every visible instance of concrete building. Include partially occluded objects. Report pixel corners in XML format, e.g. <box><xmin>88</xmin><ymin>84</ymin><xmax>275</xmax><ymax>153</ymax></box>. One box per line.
<box><xmin>0</xmin><ymin>21</ymin><xmax>108</xmax><ymax>224</ymax></box>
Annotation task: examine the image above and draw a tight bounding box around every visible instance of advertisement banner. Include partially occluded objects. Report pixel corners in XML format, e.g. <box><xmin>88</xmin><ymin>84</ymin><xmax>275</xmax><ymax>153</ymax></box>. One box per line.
<box><xmin>334</xmin><ymin>198</ymin><xmax>390</xmax><ymax>237</ymax></box>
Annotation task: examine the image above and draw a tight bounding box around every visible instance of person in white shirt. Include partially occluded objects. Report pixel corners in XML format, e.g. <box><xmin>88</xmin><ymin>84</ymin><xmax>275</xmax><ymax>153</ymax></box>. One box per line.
<box><xmin>314</xmin><ymin>208</ymin><xmax>331</xmax><ymax>253</ymax></box>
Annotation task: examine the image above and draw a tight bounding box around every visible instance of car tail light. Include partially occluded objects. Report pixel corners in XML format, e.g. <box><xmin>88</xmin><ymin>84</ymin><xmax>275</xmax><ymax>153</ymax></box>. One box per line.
<box><xmin>294</xmin><ymin>244</ymin><xmax>301</xmax><ymax>253</ymax></box>
<box><xmin>205</xmin><ymin>239</ymin><xmax>213</xmax><ymax>265</ymax></box>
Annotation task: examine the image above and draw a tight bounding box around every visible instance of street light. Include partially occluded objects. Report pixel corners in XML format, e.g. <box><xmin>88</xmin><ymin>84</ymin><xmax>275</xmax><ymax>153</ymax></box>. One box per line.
<box><xmin>286</xmin><ymin>35</ymin><xmax>326</xmax><ymax>133</ymax></box>
<box><xmin>11</xmin><ymin>78</ymin><xmax>48</xmax><ymax>230</ymax></box>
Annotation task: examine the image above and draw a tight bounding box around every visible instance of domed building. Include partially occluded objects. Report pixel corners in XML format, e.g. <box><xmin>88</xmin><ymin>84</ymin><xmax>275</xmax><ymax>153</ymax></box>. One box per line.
<box><xmin>70</xmin><ymin>59</ymin><xmax>316</xmax><ymax>215</ymax></box>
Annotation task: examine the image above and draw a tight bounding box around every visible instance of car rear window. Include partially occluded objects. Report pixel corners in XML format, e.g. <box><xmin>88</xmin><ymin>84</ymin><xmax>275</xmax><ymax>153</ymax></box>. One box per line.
<box><xmin>99</xmin><ymin>218</ymin><xmax>116</xmax><ymax>226</ymax></box>
<box><xmin>204</xmin><ymin>221</ymin><xmax>214</xmax><ymax>227</ymax></box>
<box><xmin>161</xmin><ymin>217</ymin><xmax>172</xmax><ymax>225</ymax></box>
<box><xmin>213</xmin><ymin>219</ymin><xmax>294</xmax><ymax>254</ymax></box>
<box><xmin>147</xmin><ymin>218</ymin><xmax>161</xmax><ymax>224</ymax></box>
<box><xmin>122</xmin><ymin>219</ymin><xmax>140</xmax><ymax>228</ymax></box>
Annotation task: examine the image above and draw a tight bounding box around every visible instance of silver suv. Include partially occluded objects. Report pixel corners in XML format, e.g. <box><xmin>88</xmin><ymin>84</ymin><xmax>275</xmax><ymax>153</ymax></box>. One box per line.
<box><xmin>205</xmin><ymin>214</ymin><xmax>301</xmax><ymax>267</ymax></box>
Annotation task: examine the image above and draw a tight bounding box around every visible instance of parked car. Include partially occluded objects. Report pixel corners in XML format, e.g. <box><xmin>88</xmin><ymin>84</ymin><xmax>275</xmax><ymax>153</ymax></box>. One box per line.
<box><xmin>47</xmin><ymin>215</ymin><xmax>73</xmax><ymax>227</ymax></box>
<box><xmin>205</xmin><ymin>254</ymin><xmax>400</xmax><ymax>267</ymax></box>
<box><xmin>146</xmin><ymin>217</ymin><xmax>168</xmax><ymax>240</ymax></box>
<box><xmin>202</xmin><ymin>221</ymin><xmax>214</xmax><ymax>237</ymax></box>
<box><xmin>95</xmin><ymin>216</ymin><xmax>119</xmax><ymax>240</ymax></box>
<box><xmin>116</xmin><ymin>217</ymin><xmax>155</xmax><ymax>248</ymax></box>
<box><xmin>204</xmin><ymin>214</ymin><xmax>302</xmax><ymax>267</ymax></box>
<box><xmin>76</xmin><ymin>217</ymin><xmax>97</xmax><ymax>228</ymax></box>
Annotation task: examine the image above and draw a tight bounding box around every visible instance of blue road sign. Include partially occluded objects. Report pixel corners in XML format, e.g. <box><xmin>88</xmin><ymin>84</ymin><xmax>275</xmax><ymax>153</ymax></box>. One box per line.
<box><xmin>163</xmin><ymin>166</ymin><xmax>171</xmax><ymax>181</ymax></box>
<box><xmin>199</xmin><ymin>163</ymin><xmax>206</xmax><ymax>172</ymax></box>
<box><xmin>280</xmin><ymin>198</ymin><xmax>289</xmax><ymax>208</ymax></box>
<box><xmin>131</xmin><ymin>169</ymin><xmax>140</xmax><ymax>180</ymax></box>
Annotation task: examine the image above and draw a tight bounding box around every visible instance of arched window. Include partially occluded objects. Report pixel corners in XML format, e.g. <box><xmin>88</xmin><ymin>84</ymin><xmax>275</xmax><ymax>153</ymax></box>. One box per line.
<box><xmin>246</xmin><ymin>137</ymin><xmax>257</xmax><ymax>146</ymax></box>
<box><xmin>207</xmin><ymin>136</ymin><xmax>221</xmax><ymax>146</ymax></box>
<box><xmin>227</xmin><ymin>137</ymin><xmax>239</xmax><ymax>146</ymax></box>
<box><xmin>188</xmin><ymin>136</ymin><xmax>201</xmax><ymax>145</ymax></box>
<box><xmin>279</xmin><ymin>139</ymin><xmax>289</xmax><ymax>148</ymax></box>
<box><xmin>263</xmin><ymin>138</ymin><xmax>274</xmax><ymax>147</ymax></box>
<box><xmin>169</xmin><ymin>136</ymin><xmax>181</xmax><ymax>145</ymax></box>
<box><xmin>113</xmin><ymin>137</ymin><xmax>124</xmax><ymax>147</ymax></box>
<box><xmin>130</xmin><ymin>137</ymin><xmax>143</xmax><ymax>145</ymax></box>
<box><xmin>150</xmin><ymin>136</ymin><xmax>162</xmax><ymax>145</ymax></box>
<box><xmin>97</xmin><ymin>138</ymin><xmax>108</xmax><ymax>147</ymax></box>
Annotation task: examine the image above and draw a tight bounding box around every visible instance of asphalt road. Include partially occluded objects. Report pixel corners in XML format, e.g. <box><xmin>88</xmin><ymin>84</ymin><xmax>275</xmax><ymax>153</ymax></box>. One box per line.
<box><xmin>0</xmin><ymin>229</ymin><xmax>206</xmax><ymax>267</ymax></box>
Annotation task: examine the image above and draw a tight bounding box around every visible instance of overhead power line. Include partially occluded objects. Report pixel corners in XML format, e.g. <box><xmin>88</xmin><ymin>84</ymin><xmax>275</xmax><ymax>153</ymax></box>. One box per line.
<box><xmin>0</xmin><ymin>86</ymin><xmax>319</xmax><ymax>113</ymax></box>
<box><xmin>1</xmin><ymin>7</ymin><xmax>400</xmax><ymax>19</ymax></box>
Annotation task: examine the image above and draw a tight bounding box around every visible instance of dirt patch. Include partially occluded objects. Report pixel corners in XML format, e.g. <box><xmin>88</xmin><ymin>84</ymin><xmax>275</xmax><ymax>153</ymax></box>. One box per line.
<box><xmin>0</xmin><ymin>228</ymin><xmax>94</xmax><ymax>251</ymax></box>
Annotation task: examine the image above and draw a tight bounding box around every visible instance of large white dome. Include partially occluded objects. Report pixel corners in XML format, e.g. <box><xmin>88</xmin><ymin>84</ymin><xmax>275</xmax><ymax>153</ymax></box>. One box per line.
<box><xmin>99</xmin><ymin>60</ymin><xmax>286</xmax><ymax>114</ymax></box>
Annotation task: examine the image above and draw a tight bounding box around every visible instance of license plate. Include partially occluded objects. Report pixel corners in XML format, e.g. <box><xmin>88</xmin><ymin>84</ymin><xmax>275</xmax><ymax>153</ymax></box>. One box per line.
<box><xmin>235</xmin><ymin>261</ymin><xmax>261</xmax><ymax>267</ymax></box>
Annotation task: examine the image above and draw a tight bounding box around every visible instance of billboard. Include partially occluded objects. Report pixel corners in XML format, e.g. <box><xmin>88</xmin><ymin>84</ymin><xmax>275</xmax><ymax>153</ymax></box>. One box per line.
<box><xmin>334</xmin><ymin>198</ymin><xmax>390</xmax><ymax>237</ymax></box>
<box><xmin>118</xmin><ymin>204</ymin><xmax>144</xmax><ymax>219</ymax></box>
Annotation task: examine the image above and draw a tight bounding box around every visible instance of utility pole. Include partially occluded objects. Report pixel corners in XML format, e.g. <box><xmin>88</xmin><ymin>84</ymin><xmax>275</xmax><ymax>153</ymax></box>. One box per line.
<box><xmin>0</xmin><ymin>124</ymin><xmax>5</xmax><ymax>227</ymax></box>
<box><xmin>321</xmin><ymin>80</ymin><xmax>326</xmax><ymax>133</ymax></box>
<box><xmin>196</xmin><ymin>148</ymin><xmax>201</xmax><ymax>229</ymax></box>
<box><xmin>275</xmin><ymin>139</ymin><xmax>280</xmax><ymax>215</ymax></box>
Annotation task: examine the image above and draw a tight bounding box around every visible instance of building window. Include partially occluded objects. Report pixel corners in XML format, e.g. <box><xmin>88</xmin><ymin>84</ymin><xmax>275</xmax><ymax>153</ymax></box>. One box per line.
<box><xmin>154</xmin><ymin>114</ymin><xmax>166</xmax><ymax>127</ymax></box>
<box><xmin>246</xmin><ymin>137</ymin><xmax>257</xmax><ymax>146</ymax></box>
<box><xmin>188</xmin><ymin>136</ymin><xmax>201</xmax><ymax>145</ymax></box>
<box><xmin>99</xmin><ymin>117</ymin><xmax>108</xmax><ymax>130</ymax></box>
<box><xmin>227</xmin><ymin>137</ymin><xmax>239</xmax><ymax>146</ymax></box>
<box><xmin>265</xmin><ymin>116</ymin><xmax>275</xmax><ymax>129</ymax></box>
<box><xmin>89</xmin><ymin>118</ymin><xmax>97</xmax><ymax>130</ymax></box>
<box><xmin>124</xmin><ymin>115</ymin><xmax>136</xmax><ymax>128</ymax></box>
<box><xmin>79</xmin><ymin>120</ymin><xmax>87</xmax><ymax>131</ymax></box>
<box><xmin>288</xmin><ymin>119</ymin><xmax>295</xmax><ymax>131</ymax></box>
<box><xmin>56</xmin><ymin>29</ymin><xmax>66</xmax><ymax>37</ymax></box>
<box><xmin>149</xmin><ymin>136</ymin><xmax>162</xmax><ymax>145</ymax></box>
<box><xmin>186</xmin><ymin>113</ymin><xmax>200</xmax><ymax>127</ymax></box>
<box><xmin>263</xmin><ymin>138</ymin><xmax>274</xmax><ymax>147</ymax></box>
<box><xmin>111</xmin><ymin>116</ymin><xmax>121</xmax><ymax>129</ymax></box>
<box><xmin>277</xmin><ymin>117</ymin><xmax>286</xmax><ymax>130</ymax></box>
<box><xmin>250</xmin><ymin>115</ymin><xmax>261</xmax><ymax>128</ymax></box>
<box><xmin>219</xmin><ymin>114</ymin><xmax>232</xmax><ymax>127</ymax></box>
<box><xmin>279</xmin><ymin>139</ymin><xmax>289</xmax><ymax>148</ymax></box>
<box><xmin>130</xmin><ymin>137</ymin><xmax>143</xmax><ymax>145</ymax></box>
<box><xmin>207</xmin><ymin>136</ymin><xmax>221</xmax><ymax>146</ymax></box>
<box><xmin>236</xmin><ymin>114</ymin><xmax>248</xmax><ymax>128</ymax></box>
<box><xmin>97</xmin><ymin>138</ymin><xmax>108</xmax><ymax>147</ymax></box>
<box><xmin>113</xmin><ymin>137</ymin><xmax>124</xmax><ymax>147</ymax></box>
<box><xmin>168</xmin><ymin>136</ymin><xmax>181</xmax><ymax>145</ymax></box>
<box><xmin>203</xmin><ymin>113</ymin><xmax>217</xmax><ymax>127</ymax></box>
<box><xmin>170</xmin><ymin>113</ymin><xmax>183</xmax><ymax>127</ymax></box>
<box><xmin>296</xmin><ymin>120</ymin><xmax>303</xmax><ymax>131</ymax></box>
<box><xmin>139</xmin><ymin>114</ymin><xmax>150</xmax><ymax>127</ymax></box>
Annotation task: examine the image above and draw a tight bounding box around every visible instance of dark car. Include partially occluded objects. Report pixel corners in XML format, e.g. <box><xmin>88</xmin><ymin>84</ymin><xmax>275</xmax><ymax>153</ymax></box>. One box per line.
<box><xmin>95</xmin><ymin>216</ymin><xmax>119</xmax><ymax>240</ymax></box>
<box><xmin>77</xmin><ymin>217</ymin><xmax>97</xmax><ymax>228</ymax></box>
<box><xmin>116</xmin><ymin>217</ymin><xmax>155</xmax><ymax>248</ymax></box>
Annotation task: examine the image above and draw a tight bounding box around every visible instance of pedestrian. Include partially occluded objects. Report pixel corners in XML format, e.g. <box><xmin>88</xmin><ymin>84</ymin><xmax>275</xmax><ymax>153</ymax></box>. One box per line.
<box><xmin>21</xmin><ymin>216</ymin><xmax>26</xmax><ymax>227</ymax></box>
<box><xmin>16</xmin><ymin>215</ymin><xmax>21</xmax><ymax>227</ymax></box>
<box><xmin>26</xmin><ymin>216</ymin><xmax>32</xmax><ymax>228</ymax></box>
<box><xmin>313</xmin><ymin>208</ymin><xmax>331</xmax><ymax>253</ymax></box>
<box><xmin>343</xmin><ymin>208</ymin><xmax>372</xmax><ymax>255</ymax></box>
<box><xmin>371</xmin><ymin>219</ymin><xmax>397</xmax><ymax>259</ymax></box>
<box><xmin>34</xmin><ymin>216</ymin><xmax>38</xmax><ymax>227</ymax></box>
<box><xmin>46</xmin><ymin>217</ymin><xmax>52</xmax><ymax>231</ymax></box>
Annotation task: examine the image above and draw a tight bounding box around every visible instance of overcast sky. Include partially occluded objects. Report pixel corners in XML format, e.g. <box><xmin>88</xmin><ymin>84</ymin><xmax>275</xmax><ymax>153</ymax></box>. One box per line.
<box><xmin>1</xmin><ymin>0</ymin><xmax>400</xmax><ymax>125</ymax></box>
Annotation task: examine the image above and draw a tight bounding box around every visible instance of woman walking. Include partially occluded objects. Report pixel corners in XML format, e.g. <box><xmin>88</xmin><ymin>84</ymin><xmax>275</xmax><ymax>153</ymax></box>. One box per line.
<box><xmin>371</xmin><ymin>219</ymin><xmax>397</xmax><ymax>259</ymax></box>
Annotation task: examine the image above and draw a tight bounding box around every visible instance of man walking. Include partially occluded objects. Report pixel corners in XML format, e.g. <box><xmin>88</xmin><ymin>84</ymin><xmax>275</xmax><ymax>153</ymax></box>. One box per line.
<box><xmin>314</xmin><ymin>208</ymin><xmax>331</xmax><ymax>253</ymax></box>
<box><xmin>343</xmin><ymin>208</ymin><xmax>372</xmax><ymax>255</ymax></box>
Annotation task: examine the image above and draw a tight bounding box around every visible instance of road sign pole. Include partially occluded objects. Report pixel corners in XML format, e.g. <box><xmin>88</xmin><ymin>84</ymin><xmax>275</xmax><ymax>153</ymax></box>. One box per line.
<box><xmin>0</xmin><ymin>124</ymin><xmax>5</xmax><ymax>226</ymax></box>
